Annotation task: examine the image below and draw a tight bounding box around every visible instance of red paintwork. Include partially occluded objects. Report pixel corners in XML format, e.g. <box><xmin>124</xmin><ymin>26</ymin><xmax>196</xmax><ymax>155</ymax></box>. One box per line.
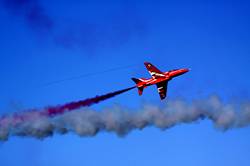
<box><xmin>132</xmin><ymin>62</ymin><xmax>189</xmax><ymax>100</ymax></box>
<box><xmin>137</xmin><ymin>69</ymin><xmax>189</xmax><ymax>87</ymax></box>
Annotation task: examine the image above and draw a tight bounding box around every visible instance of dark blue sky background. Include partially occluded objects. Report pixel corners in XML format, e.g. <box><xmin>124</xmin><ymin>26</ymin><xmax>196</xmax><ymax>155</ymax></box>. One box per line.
<box><xmin>0</xmin><ymin>0</ymin><xmax>250</xmax><ymax>166</ymax></box>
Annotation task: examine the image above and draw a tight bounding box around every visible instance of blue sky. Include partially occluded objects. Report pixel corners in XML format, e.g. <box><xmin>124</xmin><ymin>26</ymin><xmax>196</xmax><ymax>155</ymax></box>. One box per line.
<box><xmin>0</xmin><ymin>0</ymin><xmax>250</xmax><ymax>166</ymax></box>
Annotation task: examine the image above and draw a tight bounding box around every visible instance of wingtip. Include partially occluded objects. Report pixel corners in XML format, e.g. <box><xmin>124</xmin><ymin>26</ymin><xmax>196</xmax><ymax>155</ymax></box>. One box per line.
<box><xmin>144</xmin><ymin>62</ymin><xmax>152</xmax><ymax>68</ymax></box>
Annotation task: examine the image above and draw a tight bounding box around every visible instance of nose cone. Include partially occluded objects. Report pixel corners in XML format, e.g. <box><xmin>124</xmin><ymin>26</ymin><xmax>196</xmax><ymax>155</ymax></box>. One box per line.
<box><xmin>181</xmin><ymin>68</ymin><xmax>190</xmax><ymax>73</ymax></box>
<box><xmin>169</xmin><ymin>68</ymin><xmax>190</xmax><ymax>77</ymax></box>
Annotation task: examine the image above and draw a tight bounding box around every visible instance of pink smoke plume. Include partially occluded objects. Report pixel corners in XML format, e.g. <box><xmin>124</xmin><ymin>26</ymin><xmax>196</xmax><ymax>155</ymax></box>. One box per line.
<box><xmin>45</xmin><ymin>86</ymin><xmax>135</xmax><ymax>116</ymax></box>
<box><xmin>0</xmin><ymin>86</ymin><xmax>136</xmax><ymax>140</ymax></box>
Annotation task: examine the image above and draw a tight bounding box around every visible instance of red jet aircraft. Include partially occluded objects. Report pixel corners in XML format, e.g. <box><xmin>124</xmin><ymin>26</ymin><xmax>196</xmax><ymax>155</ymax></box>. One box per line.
<box><xmin>132</xmin><ymin>62</ymin><xmax>189</xmax><ymax>100</ymax></box>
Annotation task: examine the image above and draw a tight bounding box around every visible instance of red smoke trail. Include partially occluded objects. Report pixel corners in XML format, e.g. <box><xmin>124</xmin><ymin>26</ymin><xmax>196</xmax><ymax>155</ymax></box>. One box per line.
<box><xmin>0</xmin><ymin>86</ymin><xmax>135</xmax><ymax>136</ymax></box>
<box><xmin>46</xmin><ymin>86</ymin><xmax>135</xmax><ymax>116</ymax></box>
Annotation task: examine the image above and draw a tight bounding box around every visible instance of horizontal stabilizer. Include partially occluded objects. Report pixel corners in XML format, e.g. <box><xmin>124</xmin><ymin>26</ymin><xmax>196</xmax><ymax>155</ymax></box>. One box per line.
<box><xmin>138</xmin><ymin>87</ymin><xmax>144</xmax><ymax>95</ymax></box>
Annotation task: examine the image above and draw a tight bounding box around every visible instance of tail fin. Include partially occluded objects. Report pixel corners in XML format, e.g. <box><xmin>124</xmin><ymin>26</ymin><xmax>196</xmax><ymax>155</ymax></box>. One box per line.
<box><xmin>131</xmin><ymin>78</ymin><xmax>144</xmax><ymax>96</ymax></box>
<box><xmin>131</xmin><ymin>78</ymin><xmax>141</xmax><ymax>84</ymax></box>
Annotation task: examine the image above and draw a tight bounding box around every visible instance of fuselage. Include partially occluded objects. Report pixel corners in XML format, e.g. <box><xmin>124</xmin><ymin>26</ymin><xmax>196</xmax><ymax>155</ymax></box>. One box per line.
<box><xmin>137</xmin><ymin>68</ymin><xmax>189</xmax><ymax>88</ymax></box>
<box><xmin>131</xmin><ymin>62</ymin><xmax>190</xmax><ymax>100</ymax></box>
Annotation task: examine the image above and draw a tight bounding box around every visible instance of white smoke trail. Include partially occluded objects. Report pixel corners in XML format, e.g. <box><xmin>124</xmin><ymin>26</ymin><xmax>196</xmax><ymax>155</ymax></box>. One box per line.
<box><xmin>1</xmin><ymin>95</ymin><xmax>250</xmax><ymax>141</ymax></box>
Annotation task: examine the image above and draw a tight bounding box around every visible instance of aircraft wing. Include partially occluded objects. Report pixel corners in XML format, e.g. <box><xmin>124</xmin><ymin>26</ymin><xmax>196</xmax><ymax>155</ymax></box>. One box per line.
<box><xmin>144</xmin><ymin>62</ymin><xmax>165</xmax><ymax>78</ymax></box>
<box><xmin>156</xmin><ymin>81</ymin><xmax>168</xmax><ymax>100</ymax></box>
